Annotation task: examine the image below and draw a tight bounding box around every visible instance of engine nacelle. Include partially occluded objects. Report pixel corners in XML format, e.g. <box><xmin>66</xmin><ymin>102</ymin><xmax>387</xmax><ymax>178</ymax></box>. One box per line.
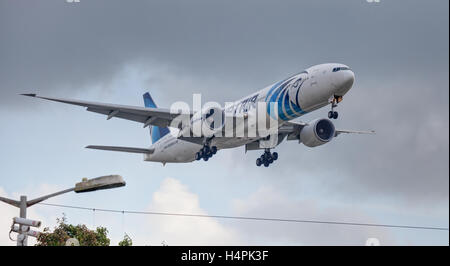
<box><xmin>190</xmin><ymin>106</ymin><xmax>225</xmax><ymax>137</ymax></box>
<box><xmin>299</xmin><ymin>118</ymin><xmax>335</xmax><ymax>147</ymax></box>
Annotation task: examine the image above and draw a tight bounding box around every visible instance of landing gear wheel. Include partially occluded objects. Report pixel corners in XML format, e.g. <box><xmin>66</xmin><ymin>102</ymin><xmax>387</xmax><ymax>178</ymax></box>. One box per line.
<box><xmin>333</xmin><ymin>111</ymin><xmax>338</xmax><ymax>119</ymax></box>
<box><xmin>197</xmin><ymin>142</ymin><xmax>218</xmax><ymax>162</ymax></box>
<box><xmin>203</xmin><ymin>146</ymin><xmax>210</xmax><ymax>153</ymax></box>
<box><xmin>328</xmin><ymin>111</ymin><xmax>338</xmax><ymax>119</ymax></box>
<box><xmin>328</xmin><ymin>111</ymin><xmax>334</xmax><ymax>119</ymax></box>
<box><xmin>257</xmin><ymin>149</ymin><xmax>279</xmax><ymax>167</ymax></box>
<box><xmin>272</xmin><ymin>152</ymin><xmax>278</xmax><ymax>160</ymax></box>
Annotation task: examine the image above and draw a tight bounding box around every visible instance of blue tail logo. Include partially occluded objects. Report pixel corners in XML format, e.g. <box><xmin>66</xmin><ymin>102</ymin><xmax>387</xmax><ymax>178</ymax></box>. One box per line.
<box><xmin>143</xmin><ymin>92</ymin><xmax>170</xmax><ymax>144</ymax></box>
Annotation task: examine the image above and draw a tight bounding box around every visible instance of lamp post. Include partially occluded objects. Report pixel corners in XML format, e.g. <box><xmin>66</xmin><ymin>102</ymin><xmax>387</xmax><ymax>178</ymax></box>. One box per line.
<box><xmin>0</xmin><ymin>175</ymin><xmax>125</xmax><ymax>246</ymax></box>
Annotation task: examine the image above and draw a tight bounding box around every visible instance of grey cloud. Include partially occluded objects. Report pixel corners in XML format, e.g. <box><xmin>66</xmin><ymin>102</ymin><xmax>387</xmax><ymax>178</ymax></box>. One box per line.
<box><xmin>1</xmin><ymin>0</ymin><xmax>448</xmax><ymax>107</ymax></box>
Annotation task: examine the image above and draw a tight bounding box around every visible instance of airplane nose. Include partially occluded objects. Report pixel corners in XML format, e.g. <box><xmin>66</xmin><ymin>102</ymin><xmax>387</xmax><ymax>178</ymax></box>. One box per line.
<box><xmin>335</xmin><ymin>70</ymin><xmax>355</xmax><ymax>95</ymax></box>
<box><xmin>331</xmin><ymin>67</ymin><xmax>355</xmax><ymax>95</ymax></box>
<box><xmin>342</xmin><ymin>70</ymin><xmax>355</xmax><ymax>89</ymax></box>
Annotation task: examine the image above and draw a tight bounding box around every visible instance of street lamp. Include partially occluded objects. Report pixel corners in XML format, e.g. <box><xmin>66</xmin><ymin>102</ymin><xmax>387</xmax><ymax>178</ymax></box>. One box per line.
<box><xmin>0</xmin><ymin>175</ymin><xmax>125</xmax><ymax>246</ymax></box>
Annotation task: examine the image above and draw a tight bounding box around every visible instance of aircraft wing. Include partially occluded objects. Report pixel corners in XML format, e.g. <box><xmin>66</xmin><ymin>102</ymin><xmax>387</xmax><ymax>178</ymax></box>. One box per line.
<box><xmin>334</xmin><ymin>129</ymin><xmax>375</xmax><ymax>136</ymax></box>
<box><xmin>21</xmin><ymin>94</ymin><xmax>191</xmax><ymax>128</ymax></box>
<box><xmin>281</xmin><ymin>120</ymin><xmax>375</xmax><ymax>140</ymax></box>
<box><xmin>279</xmin><ymin>120</ymin><xmax>308</xmax><ymax>140</ymax></box>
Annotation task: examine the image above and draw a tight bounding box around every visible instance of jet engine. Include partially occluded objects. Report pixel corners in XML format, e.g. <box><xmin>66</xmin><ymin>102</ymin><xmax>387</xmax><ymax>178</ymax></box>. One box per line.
<box><xmin>299</xmin><ymin>118</ymin><xmax>335</xmax><ymax>147</ymax></box>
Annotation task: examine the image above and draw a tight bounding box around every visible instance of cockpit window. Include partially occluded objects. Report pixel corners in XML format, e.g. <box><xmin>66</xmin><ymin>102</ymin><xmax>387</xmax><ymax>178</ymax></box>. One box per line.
<box><xmin>332</xmin><ymin>67</ymin><xmax>351</xmax><ymax>72</ymax></box>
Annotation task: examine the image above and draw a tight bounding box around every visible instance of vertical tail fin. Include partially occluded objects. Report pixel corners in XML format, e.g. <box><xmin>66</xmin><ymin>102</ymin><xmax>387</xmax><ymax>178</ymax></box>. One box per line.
<box><xmin>143</xmin><ymin>92</ymin><xmax>170</xmax><ymax>144</ymax></box>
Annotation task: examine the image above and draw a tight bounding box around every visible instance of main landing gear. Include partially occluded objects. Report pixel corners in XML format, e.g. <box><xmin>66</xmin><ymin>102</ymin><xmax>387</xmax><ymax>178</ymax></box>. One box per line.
<box><xmin>328</xmin><ymin>95</ymin><xmax>342</xmax><ymax>119</ymax></box>
<box><xmin>195</xmin><ymin>145</ymin><xmax>218</xmax><ymax>161</ymax></box>
<box><xmin>256</xmin><ymin>149</ymin><xmax>278</xmax><ymax>167</ymax></box>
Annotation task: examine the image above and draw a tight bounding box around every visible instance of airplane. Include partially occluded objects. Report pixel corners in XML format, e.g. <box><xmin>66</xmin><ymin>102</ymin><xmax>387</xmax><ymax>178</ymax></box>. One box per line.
<box><xmin>22</xmin><ymin>63</ymin><xmax>374</xmax><ymax>167</ymax></box>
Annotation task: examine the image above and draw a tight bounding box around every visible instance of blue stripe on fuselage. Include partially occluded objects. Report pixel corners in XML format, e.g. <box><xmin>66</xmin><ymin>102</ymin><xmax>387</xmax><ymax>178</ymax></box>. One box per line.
<box><xmin>265</xmin><ymin>76</ymin><xmax>307</xmax><ymax>120</ymax></box>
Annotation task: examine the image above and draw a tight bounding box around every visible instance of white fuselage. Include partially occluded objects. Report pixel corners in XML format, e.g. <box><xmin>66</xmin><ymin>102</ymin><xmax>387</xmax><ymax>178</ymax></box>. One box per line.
<box><xmin>144</xmin><ymin>63</ymin><xmax>355</xmax><ymax>163</ymax></box>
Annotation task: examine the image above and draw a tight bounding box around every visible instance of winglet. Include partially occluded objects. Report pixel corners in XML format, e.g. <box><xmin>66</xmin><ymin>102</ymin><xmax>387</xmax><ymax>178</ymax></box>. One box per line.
<box><xmin>20</xmin><ymin>93</ymin><xmax>37</xmax><ymax>97</ymax></box>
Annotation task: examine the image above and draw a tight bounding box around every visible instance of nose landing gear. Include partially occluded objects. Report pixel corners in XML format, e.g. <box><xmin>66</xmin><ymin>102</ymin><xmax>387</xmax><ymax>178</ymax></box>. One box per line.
<box><xmin>195</xmin><ymin>145</ymin><xmax>218</xmax><ymax>162</ymax></box>
<box><xmin>256</xmin><ymin>149</ymin><xmax>278</xmax><ymax>167</ymax></box>
<box><xmin>328</xmin><ymin>95</ymin><xmax>342</xmax><ymax>119</ymax></box>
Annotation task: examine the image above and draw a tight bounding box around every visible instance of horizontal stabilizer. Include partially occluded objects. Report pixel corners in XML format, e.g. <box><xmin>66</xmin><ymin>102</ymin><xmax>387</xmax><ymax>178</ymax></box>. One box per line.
<box><xmin>86</xmin><ymin>145</ymin><xmax>154</xmax><ymax>154</ymax></box>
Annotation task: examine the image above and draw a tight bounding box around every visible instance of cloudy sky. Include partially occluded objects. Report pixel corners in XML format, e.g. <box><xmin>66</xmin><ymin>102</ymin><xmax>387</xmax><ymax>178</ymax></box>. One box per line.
<box><xmin>0</xmin><ymin>0</ymin><xmax>448</xmax><ymax>245</ymax></box>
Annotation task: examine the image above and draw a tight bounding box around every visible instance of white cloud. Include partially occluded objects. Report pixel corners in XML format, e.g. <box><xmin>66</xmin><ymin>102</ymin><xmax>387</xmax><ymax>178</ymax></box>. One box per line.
<box><xmin>138</xmin><ymin>178</ymin><xmax>241</xmax><ymax>245</ymax></box>
<box><xmin>131</xmin><ymin>179</ymin><xmax>395</xmax><ymax>246</ymax></box>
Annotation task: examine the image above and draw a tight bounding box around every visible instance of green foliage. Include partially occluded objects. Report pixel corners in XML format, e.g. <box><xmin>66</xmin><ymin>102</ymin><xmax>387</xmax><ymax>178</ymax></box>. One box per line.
<box><xmin>36</xmin><ymin>214</ymin><xmax>110</xmax><ymax>246</ymax></box>
<box><xmin>118</xmin><ymin>233</ymin><xmax>133</xmax><ymax>246</ymax></box>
